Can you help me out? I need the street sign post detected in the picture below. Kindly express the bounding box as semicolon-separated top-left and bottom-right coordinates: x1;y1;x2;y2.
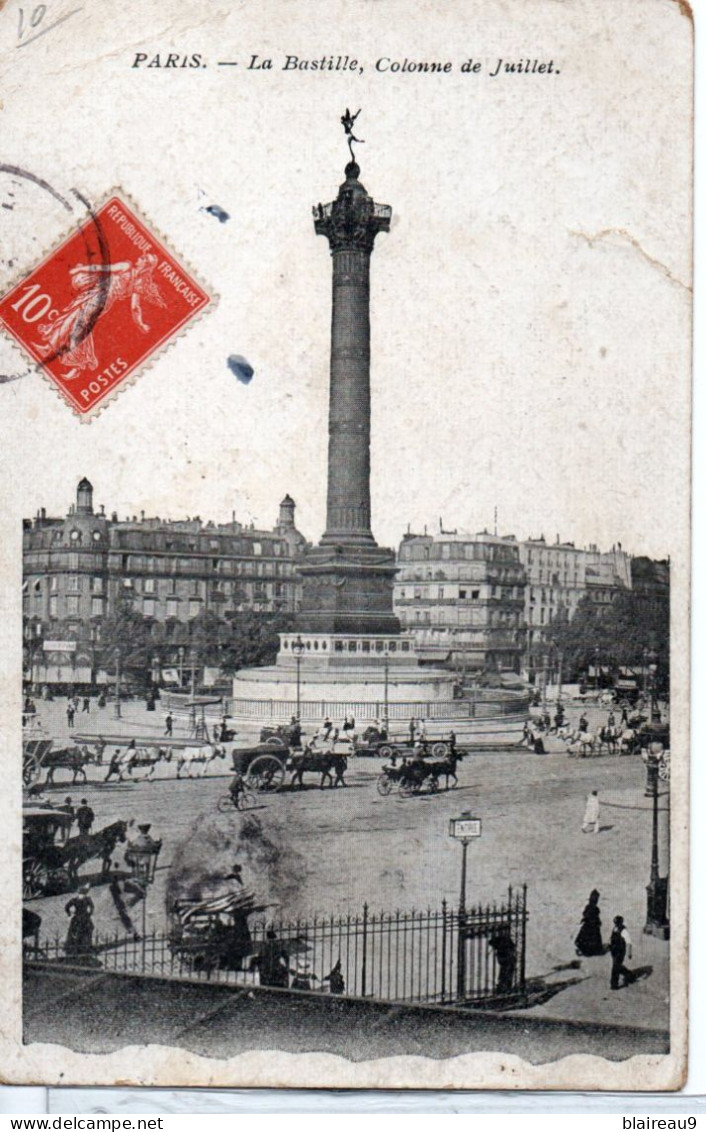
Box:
449;812;482;998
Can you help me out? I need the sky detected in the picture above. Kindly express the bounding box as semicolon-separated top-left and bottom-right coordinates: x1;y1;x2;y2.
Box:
0;0;691;562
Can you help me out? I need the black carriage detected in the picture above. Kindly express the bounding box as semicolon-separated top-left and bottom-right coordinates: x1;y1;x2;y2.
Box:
231;739;291;793
168;891;266;973
363;735;453;760
376;758;438;797
22;729;54;783
22;806;73;899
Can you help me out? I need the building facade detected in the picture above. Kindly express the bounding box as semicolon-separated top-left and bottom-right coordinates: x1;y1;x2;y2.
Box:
519;536;631;658
394;532;527;672
23;479;306;683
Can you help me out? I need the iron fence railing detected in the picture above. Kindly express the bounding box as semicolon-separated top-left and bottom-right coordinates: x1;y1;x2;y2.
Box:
25;887;528;1007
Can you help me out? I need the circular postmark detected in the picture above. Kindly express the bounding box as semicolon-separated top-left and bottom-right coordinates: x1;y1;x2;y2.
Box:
0;166;110;384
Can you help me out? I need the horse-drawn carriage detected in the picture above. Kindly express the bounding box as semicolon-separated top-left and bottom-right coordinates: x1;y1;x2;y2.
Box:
377;750;463;797
168;890;268;973
22;806;74;899
355;726;456;760
231;739;294;793
22;716;55;786
22;804;128;899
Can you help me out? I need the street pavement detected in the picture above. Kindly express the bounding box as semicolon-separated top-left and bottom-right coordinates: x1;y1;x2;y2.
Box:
25;694;670;1038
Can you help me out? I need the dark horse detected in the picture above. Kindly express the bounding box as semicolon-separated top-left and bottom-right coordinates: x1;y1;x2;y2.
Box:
61;820;128;885
44;744;103;786
288;750;347;790
426;752;464;790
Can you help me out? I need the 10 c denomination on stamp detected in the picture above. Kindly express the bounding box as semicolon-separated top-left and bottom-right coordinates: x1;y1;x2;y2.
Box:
0;194;211;416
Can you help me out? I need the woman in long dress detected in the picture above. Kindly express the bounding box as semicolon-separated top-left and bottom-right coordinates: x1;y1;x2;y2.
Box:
575;888;604;956
33;254;166;380
64;884;95;958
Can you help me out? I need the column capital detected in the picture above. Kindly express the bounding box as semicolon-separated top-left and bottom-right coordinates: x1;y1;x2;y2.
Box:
313;162;391;253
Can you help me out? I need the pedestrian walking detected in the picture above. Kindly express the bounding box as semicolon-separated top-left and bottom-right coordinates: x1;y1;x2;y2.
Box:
574;889;604;956
252;929;290;988
66;704;75;728
164;712;173;737
578;713;588;733
408;717;416;745
489;927;517;994
609;915;635;989
59;797;75;843
104;749;122;782
64;884;95;959
76;798;94;835
82;696;90;713
582;790;601;834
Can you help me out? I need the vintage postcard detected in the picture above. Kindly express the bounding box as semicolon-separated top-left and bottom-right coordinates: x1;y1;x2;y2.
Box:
0;0;692;1090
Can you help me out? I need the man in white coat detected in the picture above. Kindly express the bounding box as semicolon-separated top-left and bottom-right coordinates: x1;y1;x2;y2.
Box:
582;789;601;834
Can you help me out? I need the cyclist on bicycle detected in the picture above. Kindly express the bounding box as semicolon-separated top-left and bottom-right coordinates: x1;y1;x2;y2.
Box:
228;771;246;808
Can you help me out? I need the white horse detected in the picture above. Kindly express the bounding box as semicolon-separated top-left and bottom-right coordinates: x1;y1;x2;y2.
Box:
567;732;597;758
174;744;227;779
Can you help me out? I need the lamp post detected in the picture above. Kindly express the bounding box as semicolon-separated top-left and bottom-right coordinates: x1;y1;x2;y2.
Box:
643;754;670;939
126;823;162;969
449;811;482;999
113;647;122;719
383;648;390;730
90;623;100;690
291;635;304;719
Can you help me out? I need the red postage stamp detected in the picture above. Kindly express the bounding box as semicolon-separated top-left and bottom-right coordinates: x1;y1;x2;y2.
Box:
0;194;211;416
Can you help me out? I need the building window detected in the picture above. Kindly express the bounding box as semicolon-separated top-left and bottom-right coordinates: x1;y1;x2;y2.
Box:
334;641;344;652
49;595;58;618
143;598;156;617
166;598;179;618
438;587;445;599
144;578;155;594
348;640;357;652
67;595;79;615
189;600;200;618
67;575;81;592
91;576;103;593
252;542;262;556
459;588;467;599
50;576;58;592
361;640;371;653
91;597;103;617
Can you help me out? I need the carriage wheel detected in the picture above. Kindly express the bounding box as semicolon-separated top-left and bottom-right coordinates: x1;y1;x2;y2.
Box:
264;736;287;749
431;741;449;758
23;860;49;900
237;791;257;811
247;753;286;793
376;773;393;796
23;753;40;786
217;794;235;813
658;758;670;782
378;744;394;760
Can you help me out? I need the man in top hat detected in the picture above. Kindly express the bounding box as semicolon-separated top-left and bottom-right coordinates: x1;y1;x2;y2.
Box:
609;915;636;989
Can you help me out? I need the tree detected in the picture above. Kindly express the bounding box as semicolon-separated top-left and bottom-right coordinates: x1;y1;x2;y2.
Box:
544;590;669;685
220;611;294;675
98;597;154;685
